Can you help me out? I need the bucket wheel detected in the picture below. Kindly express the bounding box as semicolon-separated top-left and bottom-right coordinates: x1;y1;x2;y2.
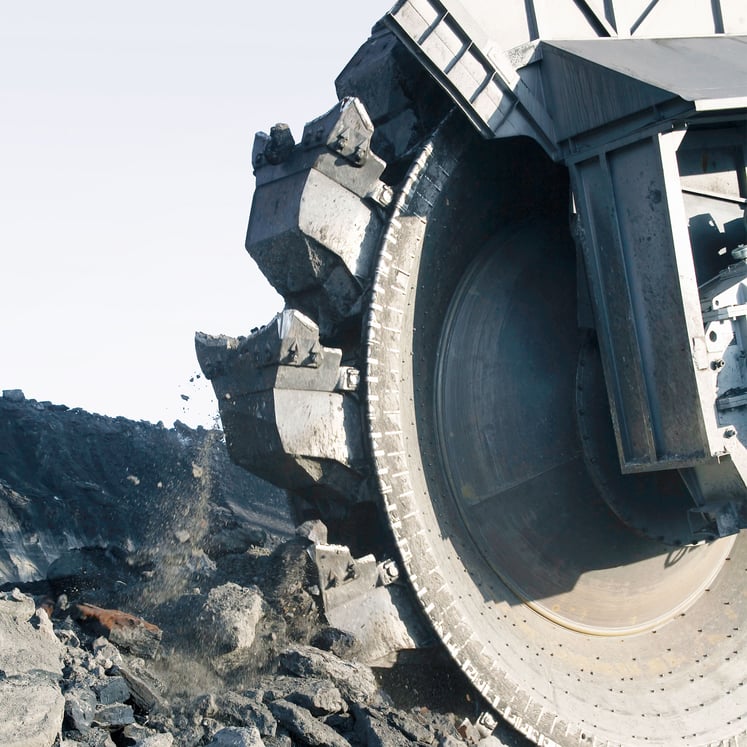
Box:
199;85;747;745
365;119;747;745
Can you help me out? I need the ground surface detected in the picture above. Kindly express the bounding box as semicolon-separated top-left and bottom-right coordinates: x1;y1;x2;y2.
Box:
0;391;528;747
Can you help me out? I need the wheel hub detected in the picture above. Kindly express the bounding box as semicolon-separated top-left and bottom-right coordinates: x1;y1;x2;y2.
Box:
435;229;734;635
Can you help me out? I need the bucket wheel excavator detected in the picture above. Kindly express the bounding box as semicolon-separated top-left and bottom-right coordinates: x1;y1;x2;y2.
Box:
197;2;747;743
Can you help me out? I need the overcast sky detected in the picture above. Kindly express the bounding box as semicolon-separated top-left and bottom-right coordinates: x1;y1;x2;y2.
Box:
0;1;393;427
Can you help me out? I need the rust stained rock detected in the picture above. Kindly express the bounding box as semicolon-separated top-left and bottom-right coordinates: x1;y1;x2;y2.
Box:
73;603;162;658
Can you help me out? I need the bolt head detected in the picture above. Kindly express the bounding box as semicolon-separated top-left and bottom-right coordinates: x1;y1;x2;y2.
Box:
478;712;497;729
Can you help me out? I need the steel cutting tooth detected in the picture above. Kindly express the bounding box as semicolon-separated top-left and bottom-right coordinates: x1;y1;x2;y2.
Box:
246;98;388;338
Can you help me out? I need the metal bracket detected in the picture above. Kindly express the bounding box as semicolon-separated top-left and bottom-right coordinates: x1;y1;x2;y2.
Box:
688;501;740;539
322;98;375;167
309;543;401;611
336;367;360;393
717;388;747;412
457;711;498;741
702;302;747;324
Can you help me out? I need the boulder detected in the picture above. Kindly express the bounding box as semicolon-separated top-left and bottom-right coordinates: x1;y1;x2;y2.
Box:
198;583;264;653
0;590;64;747
0;674;66;747
279;645;381;706
92;703;135;728
94;675;130;705
64;686;97;731
118;661;166;713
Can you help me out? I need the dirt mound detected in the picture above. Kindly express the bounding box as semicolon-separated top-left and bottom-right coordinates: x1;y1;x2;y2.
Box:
0;391;291;586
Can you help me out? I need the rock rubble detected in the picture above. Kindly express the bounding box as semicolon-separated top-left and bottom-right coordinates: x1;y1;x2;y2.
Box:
0;394;526;747
1;533;523;747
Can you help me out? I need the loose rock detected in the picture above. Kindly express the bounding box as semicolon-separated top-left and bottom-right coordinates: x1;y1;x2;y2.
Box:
118;661;166;713
212;691;277;738
64;686;97;731
353;705;412;747
280;644;381;705
269;699;351;747
122;724;175;746
284;678;347;716
94;675;130;704
310;626;360;660
205;726;264;747
198;582;264;653
0;399;520;747
295;520;328;545
93;703;136;728
73;604;161;658
69;730;117;746
389;710;436;744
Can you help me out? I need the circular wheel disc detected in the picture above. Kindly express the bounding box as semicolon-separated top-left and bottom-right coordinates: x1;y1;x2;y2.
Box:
365;124;747;745
435;232;734;636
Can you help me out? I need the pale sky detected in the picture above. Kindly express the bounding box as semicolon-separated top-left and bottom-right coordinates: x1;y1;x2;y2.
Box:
0;1;393;427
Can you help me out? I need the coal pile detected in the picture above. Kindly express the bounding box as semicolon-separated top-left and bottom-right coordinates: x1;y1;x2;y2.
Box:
0;391;524;747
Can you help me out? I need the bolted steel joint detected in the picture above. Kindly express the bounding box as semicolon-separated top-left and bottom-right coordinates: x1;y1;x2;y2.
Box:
476;711;497;736
336;367;360;393
323;98;374;167
333;130;349;151
377;559;400;586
